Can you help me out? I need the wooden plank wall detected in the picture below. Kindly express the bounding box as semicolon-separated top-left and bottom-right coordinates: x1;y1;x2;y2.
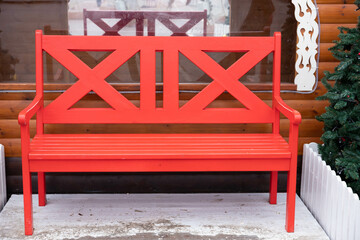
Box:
318;0;358;79
0;1;358;161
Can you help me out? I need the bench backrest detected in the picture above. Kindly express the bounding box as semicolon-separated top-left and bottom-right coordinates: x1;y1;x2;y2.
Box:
83;10;207;36
35;30;281;124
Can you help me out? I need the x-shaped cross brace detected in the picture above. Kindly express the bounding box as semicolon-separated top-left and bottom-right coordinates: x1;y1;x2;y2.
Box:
44;46;139;112
180;49;274;113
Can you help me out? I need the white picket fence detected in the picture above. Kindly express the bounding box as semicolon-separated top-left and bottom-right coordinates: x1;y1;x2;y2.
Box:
301;143;360;240
0;144;6;211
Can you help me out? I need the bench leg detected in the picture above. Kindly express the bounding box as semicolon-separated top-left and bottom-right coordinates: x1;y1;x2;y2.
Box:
285;169;296;232
23;170;33;235
269;171;278;204
38;172;46;206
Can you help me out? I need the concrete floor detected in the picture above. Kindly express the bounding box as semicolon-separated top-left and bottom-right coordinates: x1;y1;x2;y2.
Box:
0;193;328;240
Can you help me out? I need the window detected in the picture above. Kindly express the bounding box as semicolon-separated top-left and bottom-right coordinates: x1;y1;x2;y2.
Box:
0;0;297;89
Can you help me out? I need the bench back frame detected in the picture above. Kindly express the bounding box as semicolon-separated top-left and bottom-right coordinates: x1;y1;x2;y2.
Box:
35;31;281;126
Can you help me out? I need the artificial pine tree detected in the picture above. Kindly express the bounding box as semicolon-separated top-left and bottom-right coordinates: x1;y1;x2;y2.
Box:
316;0;360;195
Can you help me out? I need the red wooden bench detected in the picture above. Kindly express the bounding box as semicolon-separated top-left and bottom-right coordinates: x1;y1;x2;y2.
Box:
19;30;301;235
83;9;207;36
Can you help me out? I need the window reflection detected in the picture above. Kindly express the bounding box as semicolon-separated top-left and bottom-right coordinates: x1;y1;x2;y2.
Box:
0;38;19;82
70;0;228;36
0;0;296;85
82;10;207;36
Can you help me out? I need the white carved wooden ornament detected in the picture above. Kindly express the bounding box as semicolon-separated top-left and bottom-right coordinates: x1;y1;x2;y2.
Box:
292;0;319;91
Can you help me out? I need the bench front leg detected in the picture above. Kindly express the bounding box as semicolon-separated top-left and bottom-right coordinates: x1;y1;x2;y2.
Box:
285;122;300;232
23;168;33;235
273;95;301;232
20;125;33;235
19;95;45;209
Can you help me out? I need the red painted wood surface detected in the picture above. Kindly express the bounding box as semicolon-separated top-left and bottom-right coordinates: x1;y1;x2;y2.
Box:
83;10;207;36
29;134;291;160
18;30;301;235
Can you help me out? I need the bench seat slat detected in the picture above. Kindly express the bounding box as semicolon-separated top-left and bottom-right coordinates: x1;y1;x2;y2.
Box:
29;134;291;160
32;133;285;139
30;145;289;150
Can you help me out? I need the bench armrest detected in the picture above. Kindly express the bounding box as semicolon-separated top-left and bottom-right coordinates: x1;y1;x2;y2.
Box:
18;95;43;126
273;96;301;125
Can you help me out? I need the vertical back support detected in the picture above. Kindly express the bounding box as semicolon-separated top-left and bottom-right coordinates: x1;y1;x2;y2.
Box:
35;30;44;134
140;49;156;110
163;49;179;111
272;32;281;134
269;32;282;205
35;30;46;207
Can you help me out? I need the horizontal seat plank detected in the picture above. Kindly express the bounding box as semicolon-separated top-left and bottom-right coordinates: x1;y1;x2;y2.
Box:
29;134;291;160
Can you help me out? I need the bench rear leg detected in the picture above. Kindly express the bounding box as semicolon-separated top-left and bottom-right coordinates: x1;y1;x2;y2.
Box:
285;169;296;232
23;170;33;235
38;172;46;206
269;171;277;204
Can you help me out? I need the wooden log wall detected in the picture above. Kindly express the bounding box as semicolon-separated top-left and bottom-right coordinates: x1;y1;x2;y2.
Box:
318;0;358;74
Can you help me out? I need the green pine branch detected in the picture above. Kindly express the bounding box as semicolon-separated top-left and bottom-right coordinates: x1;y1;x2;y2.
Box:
316;1;360;196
